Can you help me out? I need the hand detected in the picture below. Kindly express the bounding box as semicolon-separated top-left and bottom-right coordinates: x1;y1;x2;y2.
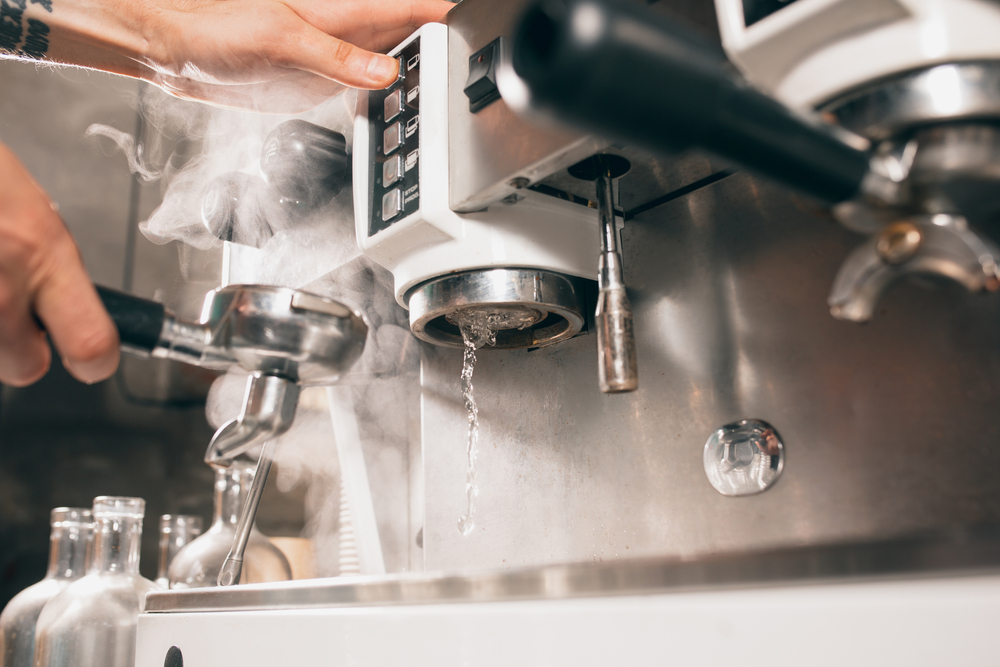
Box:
5;0;452;113
143;0;453;111
0;142;120;386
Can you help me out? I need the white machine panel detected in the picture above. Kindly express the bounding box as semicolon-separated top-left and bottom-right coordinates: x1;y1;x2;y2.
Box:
137;573;1000;666
714;0;1000;108
353;23;599;306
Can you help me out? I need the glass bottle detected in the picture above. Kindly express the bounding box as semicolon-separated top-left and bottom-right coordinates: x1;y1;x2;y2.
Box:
168;463;291;588
0;508;92;667
32;497;158;667
155;515;203;589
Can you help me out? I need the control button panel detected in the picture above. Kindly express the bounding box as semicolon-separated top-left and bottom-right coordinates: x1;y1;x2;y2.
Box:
384;89;403;122
383;122;403;155
382;188;402;221
382;155;403;187
369;38;420;237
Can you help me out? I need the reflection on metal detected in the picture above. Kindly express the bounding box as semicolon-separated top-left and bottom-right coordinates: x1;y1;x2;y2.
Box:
828;214;1000;322
204;375;300;467
566;154;639;394
144;525;1000;613
416;174;1000;571
824;63;1000;143
703;419;784;497
172;285;368;385
152;285;370;586
825;86;1000;321
406;269;589;349
875;222;923;265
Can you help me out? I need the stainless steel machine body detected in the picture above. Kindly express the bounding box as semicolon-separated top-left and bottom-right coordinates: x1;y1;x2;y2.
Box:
137;0;1000;662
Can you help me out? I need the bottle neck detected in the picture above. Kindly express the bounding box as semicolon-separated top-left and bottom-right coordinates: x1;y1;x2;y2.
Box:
46;523;92;580
157;517;202;581
89;516;143;575
214;466;255;528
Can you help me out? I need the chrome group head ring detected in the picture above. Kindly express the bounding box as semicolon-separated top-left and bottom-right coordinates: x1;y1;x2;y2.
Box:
406;268;590;350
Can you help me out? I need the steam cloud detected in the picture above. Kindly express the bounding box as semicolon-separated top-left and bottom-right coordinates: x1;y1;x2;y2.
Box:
102;84;421;576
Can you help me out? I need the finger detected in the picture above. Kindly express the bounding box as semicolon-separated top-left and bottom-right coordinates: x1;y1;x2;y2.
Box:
0;145;53;385
0;277;51;386
284;28;400;89
32;232;119;384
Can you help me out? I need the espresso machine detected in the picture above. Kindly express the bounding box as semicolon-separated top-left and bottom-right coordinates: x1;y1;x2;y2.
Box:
134;0;1000;664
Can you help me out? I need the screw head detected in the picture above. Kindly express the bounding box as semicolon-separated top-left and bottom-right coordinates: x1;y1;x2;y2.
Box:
508;177;531;189
703;419;784;497
876;221;923;265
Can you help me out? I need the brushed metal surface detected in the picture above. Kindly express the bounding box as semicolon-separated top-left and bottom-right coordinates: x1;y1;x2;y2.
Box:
143;524;1000;612
419;172;1000;571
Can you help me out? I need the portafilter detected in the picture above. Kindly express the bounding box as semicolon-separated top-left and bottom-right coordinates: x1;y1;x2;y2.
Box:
94;284;368;585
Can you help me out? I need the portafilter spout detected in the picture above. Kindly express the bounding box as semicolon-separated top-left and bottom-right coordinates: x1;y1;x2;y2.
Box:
95;284;368;585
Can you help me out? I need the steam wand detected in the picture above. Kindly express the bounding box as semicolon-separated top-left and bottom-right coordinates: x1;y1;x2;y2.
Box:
596;170;637;393
570;154;638;393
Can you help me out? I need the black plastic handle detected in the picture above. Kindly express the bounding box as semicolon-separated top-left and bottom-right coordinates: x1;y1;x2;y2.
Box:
96;286;166;354
511;0;871;204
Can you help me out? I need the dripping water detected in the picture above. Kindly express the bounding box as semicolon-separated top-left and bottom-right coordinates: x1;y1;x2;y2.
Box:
451;307;539;536
453;311;500;536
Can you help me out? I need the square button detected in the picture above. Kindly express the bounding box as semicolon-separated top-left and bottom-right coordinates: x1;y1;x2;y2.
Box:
382;188;402;221
383;89;403;122
383;122;402;155
382;155;403;187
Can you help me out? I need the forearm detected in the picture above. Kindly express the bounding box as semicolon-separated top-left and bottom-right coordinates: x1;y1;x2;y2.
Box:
0;0;152;79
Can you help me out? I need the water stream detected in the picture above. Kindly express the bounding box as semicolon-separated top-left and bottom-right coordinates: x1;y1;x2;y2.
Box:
454;311;500;536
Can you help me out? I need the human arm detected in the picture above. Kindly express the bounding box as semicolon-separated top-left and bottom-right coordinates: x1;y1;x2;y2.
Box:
0;0;453;112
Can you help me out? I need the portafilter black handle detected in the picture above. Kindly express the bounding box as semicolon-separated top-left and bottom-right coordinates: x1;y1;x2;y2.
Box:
95;285;166;355
510;0;872;204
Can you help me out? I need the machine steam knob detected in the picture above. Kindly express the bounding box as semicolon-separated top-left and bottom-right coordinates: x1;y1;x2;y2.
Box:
260;120;350;208
201;172;275;249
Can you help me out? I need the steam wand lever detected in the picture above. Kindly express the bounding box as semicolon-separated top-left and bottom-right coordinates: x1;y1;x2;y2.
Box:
570;154;637;393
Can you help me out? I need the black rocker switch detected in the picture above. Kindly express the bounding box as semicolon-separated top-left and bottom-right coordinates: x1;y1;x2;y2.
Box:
464;37;503;113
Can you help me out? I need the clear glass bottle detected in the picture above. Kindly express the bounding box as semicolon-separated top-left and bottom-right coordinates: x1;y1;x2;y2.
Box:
168;463;291;588
0;508;92;667
155;515;203;589
32;497;158;667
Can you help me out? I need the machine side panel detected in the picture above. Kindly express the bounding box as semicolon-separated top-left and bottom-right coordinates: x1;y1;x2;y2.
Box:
445;0;603;211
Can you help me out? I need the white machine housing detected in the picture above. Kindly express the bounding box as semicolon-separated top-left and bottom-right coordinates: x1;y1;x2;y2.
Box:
714;0;1000;109
353;23;599;309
